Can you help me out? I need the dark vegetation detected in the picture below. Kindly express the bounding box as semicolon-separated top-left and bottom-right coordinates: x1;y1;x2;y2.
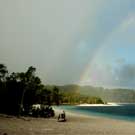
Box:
0;64;104;117
0;64;57;117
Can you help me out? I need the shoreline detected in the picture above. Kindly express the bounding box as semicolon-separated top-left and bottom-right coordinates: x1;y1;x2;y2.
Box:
76;102;121;106
53;105;135;122
53;106;135;122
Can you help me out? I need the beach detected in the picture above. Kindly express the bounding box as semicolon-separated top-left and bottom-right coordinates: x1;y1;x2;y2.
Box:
0;109;135;135
76;103;121;106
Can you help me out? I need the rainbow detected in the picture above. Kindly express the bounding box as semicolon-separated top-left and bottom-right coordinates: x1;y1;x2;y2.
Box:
78;17;129;86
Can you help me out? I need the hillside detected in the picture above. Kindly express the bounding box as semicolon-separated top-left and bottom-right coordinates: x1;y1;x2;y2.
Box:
54;85;135;103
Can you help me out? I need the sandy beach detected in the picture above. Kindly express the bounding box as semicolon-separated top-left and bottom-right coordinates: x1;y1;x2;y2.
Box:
0;110;135;135
76;103;121;106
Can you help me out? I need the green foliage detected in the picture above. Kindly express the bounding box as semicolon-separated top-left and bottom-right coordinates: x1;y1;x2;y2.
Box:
0;64;64;116
60;90;104;104
0;65;44;115
57;85;135;103
52;87;60;105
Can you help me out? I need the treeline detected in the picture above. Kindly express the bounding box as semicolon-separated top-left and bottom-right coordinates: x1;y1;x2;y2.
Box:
0;64;61;116
0;64;104;116
57;85;135;103
60;91;104;104
46;85;104;105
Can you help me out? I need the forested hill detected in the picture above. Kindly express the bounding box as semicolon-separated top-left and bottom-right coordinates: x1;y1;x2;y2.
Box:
51;85;135;103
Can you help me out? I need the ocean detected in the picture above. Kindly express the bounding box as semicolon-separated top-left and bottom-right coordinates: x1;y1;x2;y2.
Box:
54;104;135;122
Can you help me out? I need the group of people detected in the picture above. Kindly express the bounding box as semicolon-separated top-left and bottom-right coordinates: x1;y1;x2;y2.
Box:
31;105;55;118
23;104;67;122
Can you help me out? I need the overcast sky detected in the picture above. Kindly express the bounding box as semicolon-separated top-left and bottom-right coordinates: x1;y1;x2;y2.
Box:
0;0;135;88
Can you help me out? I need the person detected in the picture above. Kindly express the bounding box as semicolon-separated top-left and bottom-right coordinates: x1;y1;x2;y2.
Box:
58;110;66;122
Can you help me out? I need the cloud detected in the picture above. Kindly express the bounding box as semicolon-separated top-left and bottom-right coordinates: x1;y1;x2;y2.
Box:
114;64;135;84
120;13;135;32
79;63;135;88
0;0;106;84
0;0;135;86
115;58;126;65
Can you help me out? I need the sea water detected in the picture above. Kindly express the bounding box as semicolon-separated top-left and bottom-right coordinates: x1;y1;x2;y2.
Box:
54;104;135;122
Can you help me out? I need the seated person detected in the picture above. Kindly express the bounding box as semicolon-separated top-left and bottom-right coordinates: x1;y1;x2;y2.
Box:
58;110;66;122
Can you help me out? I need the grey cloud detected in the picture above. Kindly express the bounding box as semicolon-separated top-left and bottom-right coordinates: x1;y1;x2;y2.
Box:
0;0;105;85
0;0;134;86
82;63;135;89
115;58;126;65
115;64;135;84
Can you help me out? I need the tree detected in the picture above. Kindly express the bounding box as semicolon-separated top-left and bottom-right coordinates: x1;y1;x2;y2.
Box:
0;64;8;114
0;64;8;82
52;87;61;105
5;72;23;115
20;66;42;115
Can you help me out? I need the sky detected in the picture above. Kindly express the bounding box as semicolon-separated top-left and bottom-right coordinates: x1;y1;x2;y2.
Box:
0;0;135;88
